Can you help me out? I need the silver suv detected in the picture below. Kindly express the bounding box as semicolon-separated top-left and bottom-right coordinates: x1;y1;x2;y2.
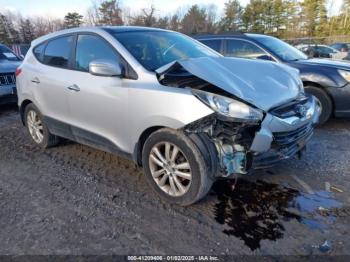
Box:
17;27;320;205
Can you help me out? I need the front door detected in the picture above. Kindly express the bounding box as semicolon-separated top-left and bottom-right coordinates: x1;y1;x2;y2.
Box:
67;34;131;154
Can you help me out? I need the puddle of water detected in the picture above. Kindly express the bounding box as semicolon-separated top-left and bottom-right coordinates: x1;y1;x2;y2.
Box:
212;179;342;251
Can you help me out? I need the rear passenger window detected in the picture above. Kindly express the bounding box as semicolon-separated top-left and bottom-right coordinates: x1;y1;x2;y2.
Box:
75;34;120;72
33;43;46;62
226;39;266;59
43;36;73;68
200;40;222;53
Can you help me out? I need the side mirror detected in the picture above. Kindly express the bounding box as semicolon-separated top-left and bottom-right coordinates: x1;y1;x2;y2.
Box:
256;55;274;61
89;59;123;77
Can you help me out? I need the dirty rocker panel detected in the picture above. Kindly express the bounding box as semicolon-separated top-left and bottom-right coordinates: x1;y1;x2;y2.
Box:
43;116;133;160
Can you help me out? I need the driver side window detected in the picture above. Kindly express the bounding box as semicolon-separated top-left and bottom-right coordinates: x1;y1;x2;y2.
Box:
225;39;267;59
75;34;120;72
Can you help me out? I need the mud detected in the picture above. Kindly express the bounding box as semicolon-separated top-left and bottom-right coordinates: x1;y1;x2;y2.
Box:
0;105;350;255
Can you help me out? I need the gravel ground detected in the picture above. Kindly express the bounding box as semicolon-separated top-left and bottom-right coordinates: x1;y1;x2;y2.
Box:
0;104;349;256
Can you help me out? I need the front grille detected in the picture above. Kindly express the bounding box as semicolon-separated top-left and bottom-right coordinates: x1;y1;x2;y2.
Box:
273;124;313;147
253;124;314;169
270;96;310;118
0;73;16;86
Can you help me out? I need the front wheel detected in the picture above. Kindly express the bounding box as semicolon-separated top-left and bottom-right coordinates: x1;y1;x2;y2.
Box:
142;128;213;206
305;86;332;125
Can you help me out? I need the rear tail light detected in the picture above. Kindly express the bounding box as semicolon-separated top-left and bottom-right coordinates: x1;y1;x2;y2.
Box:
15;68;22;77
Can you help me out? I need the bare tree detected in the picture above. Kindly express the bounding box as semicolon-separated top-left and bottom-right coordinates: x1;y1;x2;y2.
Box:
129;5;157;27
204;4;218;33
169;14;181;31
86;0;101;25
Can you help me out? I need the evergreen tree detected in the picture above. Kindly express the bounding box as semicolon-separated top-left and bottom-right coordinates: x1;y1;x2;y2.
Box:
241;0;266;33
181;5;207;34
220;0;243;31
98;0;123;25
301;0;328;36
340;0;350;34
64;12;84;28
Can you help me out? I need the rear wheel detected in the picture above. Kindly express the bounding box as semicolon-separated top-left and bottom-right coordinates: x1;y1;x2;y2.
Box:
142;128;213;206
24;104;59;148
305;86;332;125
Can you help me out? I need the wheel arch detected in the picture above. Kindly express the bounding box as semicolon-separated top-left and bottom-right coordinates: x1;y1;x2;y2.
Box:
133;126;166;167
303;81;335;113
19;99;34;125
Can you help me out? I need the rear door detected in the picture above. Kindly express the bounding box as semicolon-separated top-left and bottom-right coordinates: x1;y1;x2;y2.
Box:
66;33;131;153
199;39;223;53
31;35;75;137
224;38;269;59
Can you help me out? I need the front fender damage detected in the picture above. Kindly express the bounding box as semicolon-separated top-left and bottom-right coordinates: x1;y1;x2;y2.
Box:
156;60;261;177
183;114;260;177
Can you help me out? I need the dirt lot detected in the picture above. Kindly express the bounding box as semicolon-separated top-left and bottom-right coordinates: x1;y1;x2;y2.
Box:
0;104;350;256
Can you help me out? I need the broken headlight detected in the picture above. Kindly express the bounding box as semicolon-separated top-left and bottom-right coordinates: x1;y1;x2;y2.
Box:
338;70;350;82
192;90;263;122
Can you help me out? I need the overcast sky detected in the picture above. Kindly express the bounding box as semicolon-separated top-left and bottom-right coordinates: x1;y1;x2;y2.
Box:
0;0;343;19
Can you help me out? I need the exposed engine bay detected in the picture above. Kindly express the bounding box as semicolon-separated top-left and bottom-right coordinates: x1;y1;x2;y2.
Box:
183;114;258;177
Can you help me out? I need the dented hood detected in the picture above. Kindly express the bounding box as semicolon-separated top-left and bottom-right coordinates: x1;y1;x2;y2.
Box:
156;57;301;111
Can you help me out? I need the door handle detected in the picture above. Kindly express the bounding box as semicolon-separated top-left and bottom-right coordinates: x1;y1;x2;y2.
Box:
31;77;40;84
67;84;80;92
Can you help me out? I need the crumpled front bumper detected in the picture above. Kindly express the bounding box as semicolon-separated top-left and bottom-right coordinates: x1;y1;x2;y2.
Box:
250;95;320;168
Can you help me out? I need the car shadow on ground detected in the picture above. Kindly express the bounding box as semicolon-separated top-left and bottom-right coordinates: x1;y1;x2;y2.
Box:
0;103;18;114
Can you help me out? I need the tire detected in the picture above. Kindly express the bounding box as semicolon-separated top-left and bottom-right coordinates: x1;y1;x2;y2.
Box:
24;103;59;148
305;86;332;125
142;128;213;206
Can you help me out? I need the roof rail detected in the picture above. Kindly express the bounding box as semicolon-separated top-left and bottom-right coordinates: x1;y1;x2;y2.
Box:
192;31;245;38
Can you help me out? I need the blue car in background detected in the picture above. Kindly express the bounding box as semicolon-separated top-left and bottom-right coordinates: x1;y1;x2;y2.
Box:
0;44;22;105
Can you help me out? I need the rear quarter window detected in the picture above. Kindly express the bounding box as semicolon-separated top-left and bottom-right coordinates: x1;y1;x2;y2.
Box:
33;43;46;62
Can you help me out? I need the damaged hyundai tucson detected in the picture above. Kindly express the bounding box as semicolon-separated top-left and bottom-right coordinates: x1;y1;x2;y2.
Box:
17;27;320;205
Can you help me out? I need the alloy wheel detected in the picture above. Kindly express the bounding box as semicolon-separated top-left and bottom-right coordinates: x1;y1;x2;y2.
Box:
314;96;323;115
27;110;44;144
149;142;192;197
